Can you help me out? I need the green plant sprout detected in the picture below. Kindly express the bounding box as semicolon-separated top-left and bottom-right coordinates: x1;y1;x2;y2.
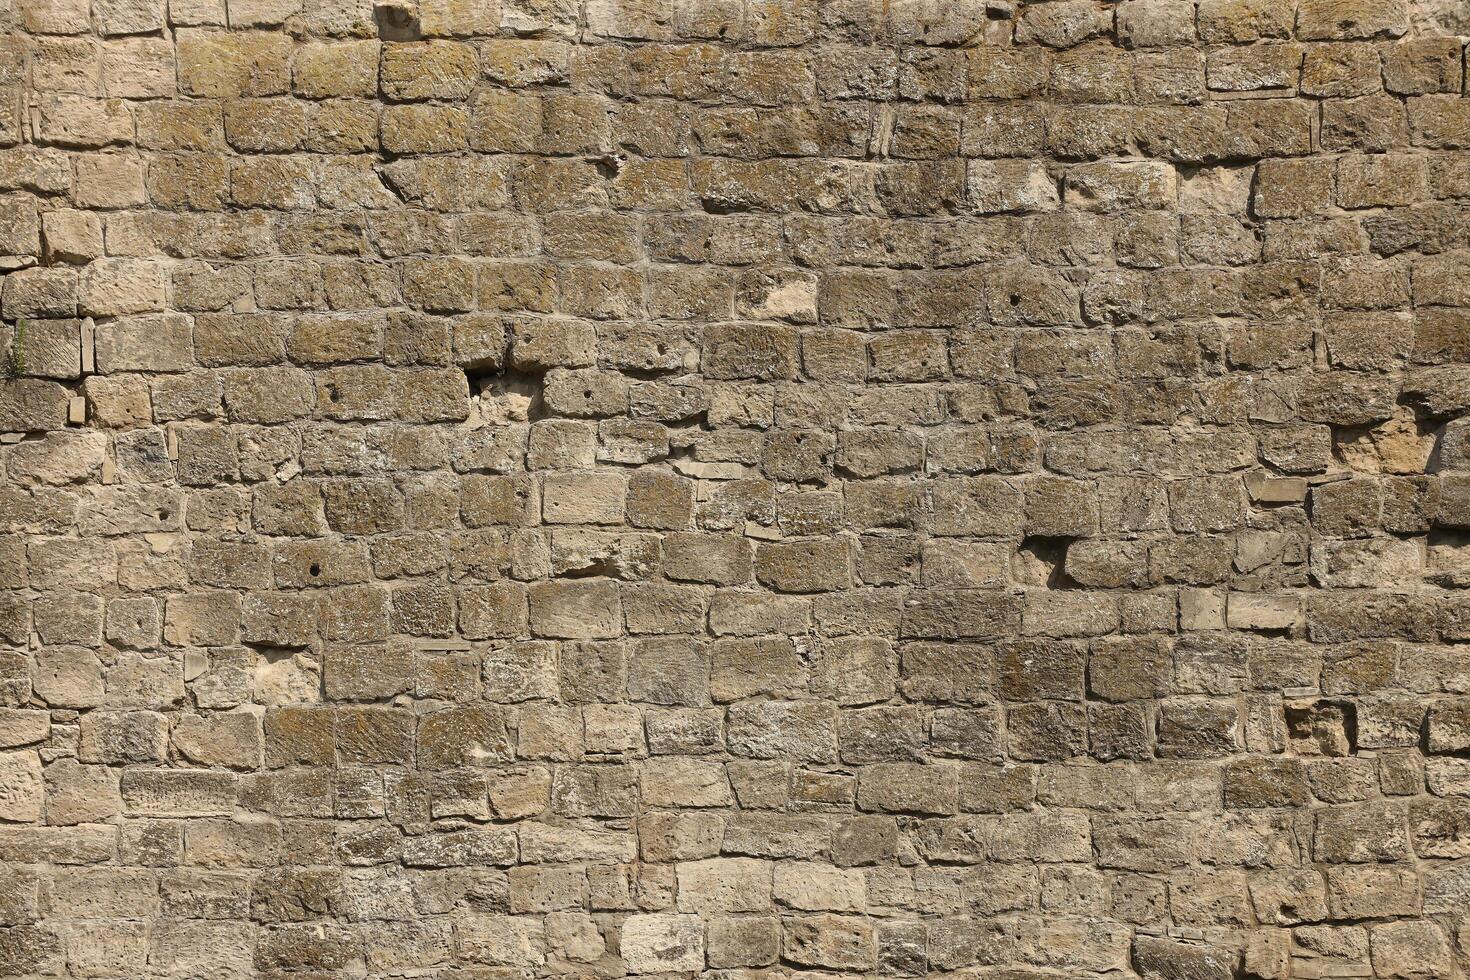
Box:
4;319;24;379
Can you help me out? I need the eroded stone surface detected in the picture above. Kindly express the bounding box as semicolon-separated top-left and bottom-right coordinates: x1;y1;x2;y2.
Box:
1;1;1469;976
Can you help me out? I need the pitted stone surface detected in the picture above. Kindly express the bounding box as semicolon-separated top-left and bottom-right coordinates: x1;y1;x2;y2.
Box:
1;0;1470;977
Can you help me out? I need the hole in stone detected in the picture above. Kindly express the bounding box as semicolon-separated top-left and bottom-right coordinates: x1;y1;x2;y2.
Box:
594;154;626;179
562;557;615;579
700;199;748;216
373;0;422;40
465;366;547;424
1015;536;1080;589
1332;412;1436;475
1285;699;1358;757
309;563;321;577
1009;294;1021;306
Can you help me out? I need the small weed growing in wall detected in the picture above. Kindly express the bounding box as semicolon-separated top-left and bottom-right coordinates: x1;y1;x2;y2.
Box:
4;319;25;379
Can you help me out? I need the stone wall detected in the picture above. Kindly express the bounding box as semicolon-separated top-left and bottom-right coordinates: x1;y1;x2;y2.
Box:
1;0;1469;976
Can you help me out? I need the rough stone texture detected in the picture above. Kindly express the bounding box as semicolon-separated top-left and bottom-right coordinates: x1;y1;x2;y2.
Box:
0;0;1469;977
